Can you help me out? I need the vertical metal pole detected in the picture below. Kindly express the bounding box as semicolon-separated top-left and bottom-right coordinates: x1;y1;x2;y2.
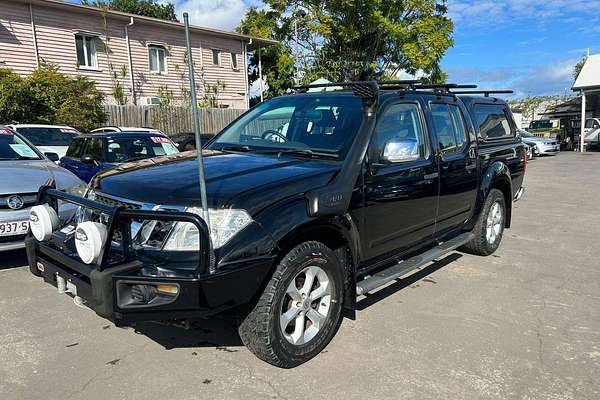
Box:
29;3;40;68
183;13;211;234
258;47;264;102
580;91;586;153
125;17;136;105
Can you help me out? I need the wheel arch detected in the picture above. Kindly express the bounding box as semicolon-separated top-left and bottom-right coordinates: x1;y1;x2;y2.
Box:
478;161;513;228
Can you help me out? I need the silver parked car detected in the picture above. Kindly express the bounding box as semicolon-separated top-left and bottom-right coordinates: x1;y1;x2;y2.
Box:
0;127;85;251
519;129;560;156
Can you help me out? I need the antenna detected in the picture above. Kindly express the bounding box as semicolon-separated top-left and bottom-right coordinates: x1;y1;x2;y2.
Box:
183;12;213;269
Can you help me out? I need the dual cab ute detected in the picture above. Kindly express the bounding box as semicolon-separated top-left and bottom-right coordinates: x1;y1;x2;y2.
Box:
26;81;526;368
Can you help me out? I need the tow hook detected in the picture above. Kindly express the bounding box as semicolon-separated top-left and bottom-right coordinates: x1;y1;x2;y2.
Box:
56;274;86;308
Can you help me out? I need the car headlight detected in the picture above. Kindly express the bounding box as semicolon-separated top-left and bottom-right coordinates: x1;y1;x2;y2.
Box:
63;182;88;197
163;207;253;250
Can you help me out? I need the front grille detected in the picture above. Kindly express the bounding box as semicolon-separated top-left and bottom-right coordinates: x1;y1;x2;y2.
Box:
0;193;37;210
94;193;142;210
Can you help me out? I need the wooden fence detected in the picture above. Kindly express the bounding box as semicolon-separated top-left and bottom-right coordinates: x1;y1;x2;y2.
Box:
103;105;245;135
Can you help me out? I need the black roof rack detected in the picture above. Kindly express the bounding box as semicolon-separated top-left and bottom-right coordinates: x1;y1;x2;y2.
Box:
452;90;514;97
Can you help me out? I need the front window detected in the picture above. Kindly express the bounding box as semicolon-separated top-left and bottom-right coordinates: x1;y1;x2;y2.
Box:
16;127;79;146
105;136;179;163
149;46;166;74
209;95;364;159
0;129;41;160
75;34;97;69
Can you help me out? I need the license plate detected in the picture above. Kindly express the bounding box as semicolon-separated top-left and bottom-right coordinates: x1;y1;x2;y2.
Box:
0;220;29;237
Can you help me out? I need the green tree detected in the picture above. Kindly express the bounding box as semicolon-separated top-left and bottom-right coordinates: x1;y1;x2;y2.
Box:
574;55;587;81
240;0;453;94
82;0;178;21
0;66;106;131
238;8;296;99
0;69;31;123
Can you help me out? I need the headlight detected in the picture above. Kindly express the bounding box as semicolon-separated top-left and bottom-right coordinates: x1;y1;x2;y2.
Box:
163;207;252;250
63;182;88;197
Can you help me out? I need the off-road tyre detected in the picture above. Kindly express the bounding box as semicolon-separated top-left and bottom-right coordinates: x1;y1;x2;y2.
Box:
462;188;506;256
238;241;344;368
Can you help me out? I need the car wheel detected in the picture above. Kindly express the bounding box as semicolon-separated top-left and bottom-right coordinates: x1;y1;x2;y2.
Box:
238;241;344;368
462;188;506;256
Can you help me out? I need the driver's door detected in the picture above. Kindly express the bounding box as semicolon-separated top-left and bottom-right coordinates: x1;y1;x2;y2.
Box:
361;101;439;264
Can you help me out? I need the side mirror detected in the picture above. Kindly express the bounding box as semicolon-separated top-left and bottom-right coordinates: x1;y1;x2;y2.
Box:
45;152;59;162
80;154;96;165
381;139;420;163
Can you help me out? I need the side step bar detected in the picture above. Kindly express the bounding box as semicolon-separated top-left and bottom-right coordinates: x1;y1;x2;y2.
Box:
356;232;475;295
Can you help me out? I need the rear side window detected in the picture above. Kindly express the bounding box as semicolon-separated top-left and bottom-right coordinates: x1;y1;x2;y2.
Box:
66;138;85;157
430;104;461;153
474;105;513;139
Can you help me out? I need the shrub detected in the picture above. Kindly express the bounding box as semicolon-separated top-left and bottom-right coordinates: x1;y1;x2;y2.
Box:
0;65;106;131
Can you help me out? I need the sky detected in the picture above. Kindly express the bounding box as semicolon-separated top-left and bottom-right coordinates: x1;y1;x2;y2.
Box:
75;0;600;98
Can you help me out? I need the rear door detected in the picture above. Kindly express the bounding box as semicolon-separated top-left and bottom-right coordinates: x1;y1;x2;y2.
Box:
361;101;439;264
429;101;478;236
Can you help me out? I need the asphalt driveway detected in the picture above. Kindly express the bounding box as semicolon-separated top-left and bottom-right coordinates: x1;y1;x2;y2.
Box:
1;152;599;400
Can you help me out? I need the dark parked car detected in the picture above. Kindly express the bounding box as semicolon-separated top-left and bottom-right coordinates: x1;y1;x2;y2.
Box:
26;81;526;368
171;132;214;150
59;131;179;182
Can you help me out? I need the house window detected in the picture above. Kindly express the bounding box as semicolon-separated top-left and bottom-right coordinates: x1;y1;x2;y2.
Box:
212;49;221;65
231;52;238;69
149;46;166;74
75;34;97;69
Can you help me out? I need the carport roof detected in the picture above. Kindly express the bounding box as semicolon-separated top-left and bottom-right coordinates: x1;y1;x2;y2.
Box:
573;54;600;92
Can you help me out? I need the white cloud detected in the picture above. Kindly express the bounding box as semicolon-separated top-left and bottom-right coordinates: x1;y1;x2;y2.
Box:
511;58;578;97
175;0;248;31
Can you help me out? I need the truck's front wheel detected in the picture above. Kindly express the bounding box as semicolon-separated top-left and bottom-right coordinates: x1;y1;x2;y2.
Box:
238;241;344;368
463;188;506;256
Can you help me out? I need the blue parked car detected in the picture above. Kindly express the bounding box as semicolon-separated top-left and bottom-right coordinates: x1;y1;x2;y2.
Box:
60;131;179;182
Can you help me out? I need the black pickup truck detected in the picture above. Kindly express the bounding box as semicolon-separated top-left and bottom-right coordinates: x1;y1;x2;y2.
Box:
26;81;526;368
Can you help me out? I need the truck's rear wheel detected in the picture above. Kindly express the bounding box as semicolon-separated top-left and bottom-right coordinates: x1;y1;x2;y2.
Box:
463;188;506;256
238;241;344;368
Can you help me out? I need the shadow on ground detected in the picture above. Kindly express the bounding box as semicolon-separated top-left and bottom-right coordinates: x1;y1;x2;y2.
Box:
134;253;463;352
356;253;463;311
0;249;28;271
134;316;245;350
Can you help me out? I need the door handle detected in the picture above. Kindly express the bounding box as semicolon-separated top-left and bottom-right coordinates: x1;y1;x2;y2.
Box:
465;164;477;170
424;172;439;180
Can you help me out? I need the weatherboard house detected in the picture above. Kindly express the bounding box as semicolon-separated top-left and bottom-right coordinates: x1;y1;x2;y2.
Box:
0;0;276;108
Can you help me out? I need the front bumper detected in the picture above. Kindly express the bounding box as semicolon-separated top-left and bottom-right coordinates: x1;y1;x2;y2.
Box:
26;187;272;325
538;144;560;155
27;237;270;323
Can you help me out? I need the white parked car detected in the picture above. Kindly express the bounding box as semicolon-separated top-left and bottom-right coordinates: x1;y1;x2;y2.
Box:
518;129;560;156
7;124;80;159
90;126;164;134
583;118;600;144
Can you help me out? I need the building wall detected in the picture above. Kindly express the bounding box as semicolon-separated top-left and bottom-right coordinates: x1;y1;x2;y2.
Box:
0;0;248;109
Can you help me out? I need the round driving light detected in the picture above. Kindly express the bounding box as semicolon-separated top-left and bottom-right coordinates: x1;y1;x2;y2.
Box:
29;204;59;241
75;221;107;264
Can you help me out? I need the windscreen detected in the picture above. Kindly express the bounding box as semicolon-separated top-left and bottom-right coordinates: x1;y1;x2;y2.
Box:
209;95;364;159
105;136;179;162
0;129;41;160
16;127;79;146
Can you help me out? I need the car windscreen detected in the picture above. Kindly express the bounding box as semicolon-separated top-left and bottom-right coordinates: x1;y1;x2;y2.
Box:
209;95;364;159
105;136;179;163
0;129;41;160
16;127;79;146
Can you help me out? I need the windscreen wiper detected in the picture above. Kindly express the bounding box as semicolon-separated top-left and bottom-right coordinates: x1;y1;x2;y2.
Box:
219;145;254;152
268;148;340;159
